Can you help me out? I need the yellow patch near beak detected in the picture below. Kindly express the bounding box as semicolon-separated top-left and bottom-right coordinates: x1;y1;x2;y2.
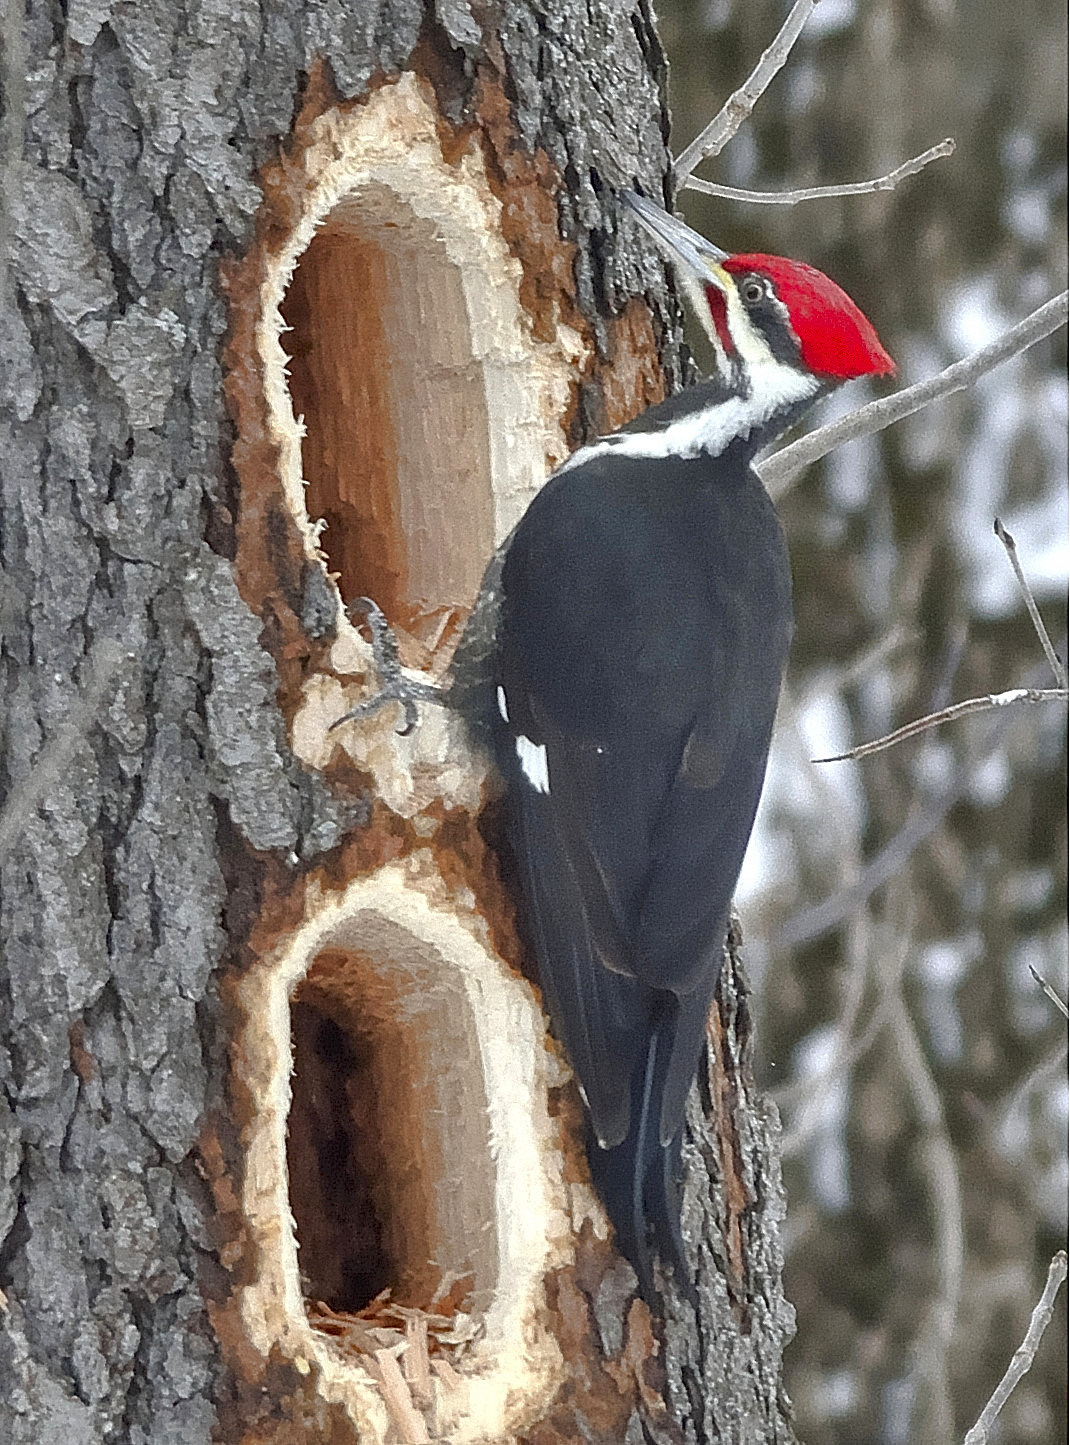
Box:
706;261;733;296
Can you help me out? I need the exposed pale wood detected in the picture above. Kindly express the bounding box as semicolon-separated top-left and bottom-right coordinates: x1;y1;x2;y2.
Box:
372;1349;431;1445
403;1315;433;1408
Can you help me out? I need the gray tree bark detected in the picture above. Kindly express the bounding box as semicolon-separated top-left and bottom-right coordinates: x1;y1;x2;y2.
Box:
0;1;797;1440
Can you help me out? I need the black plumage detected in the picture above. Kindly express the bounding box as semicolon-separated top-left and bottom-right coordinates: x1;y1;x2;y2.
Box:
488;385;794;1295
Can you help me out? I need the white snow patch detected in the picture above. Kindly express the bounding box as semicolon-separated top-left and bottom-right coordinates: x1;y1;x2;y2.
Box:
791;1026;850;1212
916;935;980;1064
968;748;1012;807
737;683;864;910
881;1375;917;1445
909;739;956;795
943;276;1014;353
1000;865;1054;912
940;278;1068;618
823;1369;859;1419
820;384;882;511
805;0;856;34
1004;186;1053;245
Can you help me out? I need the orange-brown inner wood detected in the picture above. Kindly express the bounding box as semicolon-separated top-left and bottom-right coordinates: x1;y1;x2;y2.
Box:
288;948;442;1311
279;203;494;645
286;939;499;1316
287;996;394;1311
282;233;405;620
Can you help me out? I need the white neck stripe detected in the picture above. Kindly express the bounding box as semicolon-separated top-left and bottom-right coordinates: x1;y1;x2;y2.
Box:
558;362;819;470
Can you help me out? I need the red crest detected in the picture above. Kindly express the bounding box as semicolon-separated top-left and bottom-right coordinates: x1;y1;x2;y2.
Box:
723;254;895;380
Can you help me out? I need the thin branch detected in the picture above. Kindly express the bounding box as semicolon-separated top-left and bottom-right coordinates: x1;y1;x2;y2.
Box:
774;656;1060;948
1028;965;1070;1023
759;290;1070;499
683;138;955;205
778;911;910;1157
963;1252;1069;1445
883;925;963;1440
993;1039;1070;1158
995;518;1067;688
812;687;1067;763
816;523;1069;764
673;0;819;180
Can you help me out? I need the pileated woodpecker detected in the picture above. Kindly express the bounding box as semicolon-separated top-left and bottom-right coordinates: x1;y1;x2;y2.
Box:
481;192;893;1298
336;192;893;1301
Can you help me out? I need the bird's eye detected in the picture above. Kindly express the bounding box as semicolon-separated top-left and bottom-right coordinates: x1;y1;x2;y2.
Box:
742;278;765;304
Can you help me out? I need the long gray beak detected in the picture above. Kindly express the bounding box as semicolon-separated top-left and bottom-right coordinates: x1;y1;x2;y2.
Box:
622;191;730;276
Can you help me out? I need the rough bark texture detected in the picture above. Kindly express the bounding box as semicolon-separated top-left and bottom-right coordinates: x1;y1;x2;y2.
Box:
0;1;797;1440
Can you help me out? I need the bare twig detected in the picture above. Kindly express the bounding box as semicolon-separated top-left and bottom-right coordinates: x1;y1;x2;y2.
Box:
760;291;1070;499
0;638;128;861
963;1252;1068;1445
883;921;963;1440
673;0;819;179
1028;965;1070;1022
815;522;1069;764
774;656;1061;948
778;910;909;1157
995;518;1067;687
812;687;1067;763
683;138;955;204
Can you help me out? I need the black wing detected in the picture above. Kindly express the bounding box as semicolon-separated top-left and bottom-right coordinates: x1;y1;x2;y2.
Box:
493;453;792;1153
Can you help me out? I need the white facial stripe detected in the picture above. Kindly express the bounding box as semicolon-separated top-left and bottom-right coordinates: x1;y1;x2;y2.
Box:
722;277;774;371
515;735;550;793
496;685;509;722
555;265;819;473
556;362;818;468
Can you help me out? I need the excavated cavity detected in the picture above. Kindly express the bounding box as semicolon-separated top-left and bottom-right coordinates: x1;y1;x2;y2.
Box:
235;864;570;1441
286;999;391;1312
279;198;495;647
256;75;583;813
286;933;500;1315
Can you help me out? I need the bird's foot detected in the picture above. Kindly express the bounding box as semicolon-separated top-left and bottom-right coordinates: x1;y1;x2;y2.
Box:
329;597;444;738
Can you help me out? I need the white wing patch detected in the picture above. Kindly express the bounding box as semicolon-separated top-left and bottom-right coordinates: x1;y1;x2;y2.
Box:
515;735;550;794
496;685;509;722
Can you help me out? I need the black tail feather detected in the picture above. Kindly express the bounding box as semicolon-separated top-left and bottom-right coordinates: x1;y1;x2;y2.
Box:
586;1000;696;1306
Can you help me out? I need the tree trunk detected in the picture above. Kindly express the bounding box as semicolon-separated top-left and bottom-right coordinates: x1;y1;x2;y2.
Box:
0;2;797;1441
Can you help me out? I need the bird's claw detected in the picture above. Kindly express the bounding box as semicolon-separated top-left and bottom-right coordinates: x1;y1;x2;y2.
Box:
329;597;442;737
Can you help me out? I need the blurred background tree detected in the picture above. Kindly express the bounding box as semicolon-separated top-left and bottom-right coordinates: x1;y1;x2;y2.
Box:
658;2;1067;1441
